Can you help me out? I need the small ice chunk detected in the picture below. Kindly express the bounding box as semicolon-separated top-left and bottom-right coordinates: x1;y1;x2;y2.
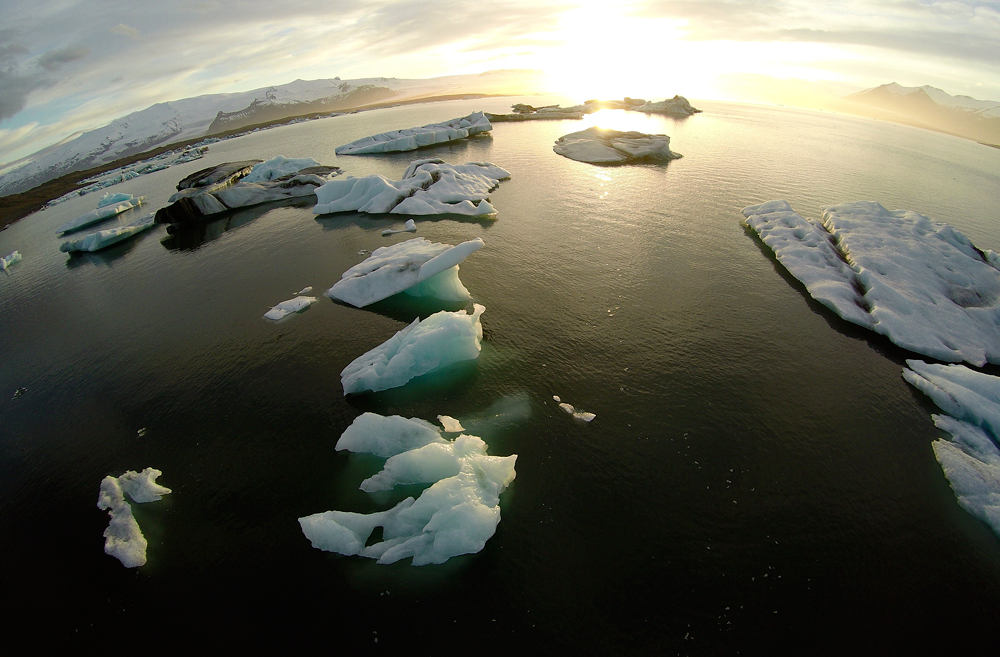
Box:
57;195;145;234
326;237;483;308
1;250;22;270
264;295;317;320
242;155;321;183
296;286;313;295
118;467;173;503
341;304;485;395
554;127;682;164
382;219;418;236
335;112;493;155
556;397;596;422
59;214;156;252
336;412;448;458
438;415;464;432
96;468;171;567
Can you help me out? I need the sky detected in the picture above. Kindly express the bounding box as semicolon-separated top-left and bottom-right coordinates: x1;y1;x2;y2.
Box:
1;0;999;166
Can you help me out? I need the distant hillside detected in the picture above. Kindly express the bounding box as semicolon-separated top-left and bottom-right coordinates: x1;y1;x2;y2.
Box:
846;83;1000;146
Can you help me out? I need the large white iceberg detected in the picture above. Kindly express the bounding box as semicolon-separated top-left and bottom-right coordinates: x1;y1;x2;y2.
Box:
56;194;145;234
341;304;485;395
312;158;509;217
1;250;21;270
326;236;483;307
742;200;1000;366
299;412;516;565
553;126;682;164
335;112;492;155
59;214;156;252
263;295;317;320
97;467;171;568
903;360;1000;536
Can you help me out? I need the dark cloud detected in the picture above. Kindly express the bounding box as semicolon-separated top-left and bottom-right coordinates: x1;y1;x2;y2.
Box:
37;45;91;71
0;71;47;120
0;37;88;121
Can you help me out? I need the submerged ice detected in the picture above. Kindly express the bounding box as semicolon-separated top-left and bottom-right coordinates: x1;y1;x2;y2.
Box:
299;412;516;565
326;236;483;307
341;304;485;395
335;112;492;155
903;360;1000;536
743;200;1000;366
553;127;682;164
97;468;171;568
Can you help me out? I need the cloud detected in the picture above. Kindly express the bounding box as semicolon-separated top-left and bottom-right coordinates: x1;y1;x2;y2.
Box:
37;45;91;71
111;24;140;40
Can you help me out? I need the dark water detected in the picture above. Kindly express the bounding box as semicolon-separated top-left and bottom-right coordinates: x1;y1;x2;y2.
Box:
2;97;1000;652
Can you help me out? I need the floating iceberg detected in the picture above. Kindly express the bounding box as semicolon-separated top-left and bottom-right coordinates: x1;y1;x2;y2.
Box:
156;157;341;225
335;112;492;155
438;415;464;432
382;219;417;236
263;295;317;320
59;214;156;252
553;127;682;164
97;468;171;568
553;395;596;422
341;304;485;395
56;194;145;234
326;237;484;308
299;412;516;565
743;200;1000;366
1;250;21;270
313;158;508;217
634;95;702;115
903;360;1000;536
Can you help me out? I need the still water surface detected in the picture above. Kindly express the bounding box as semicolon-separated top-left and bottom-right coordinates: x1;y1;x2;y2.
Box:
2;97;1000;651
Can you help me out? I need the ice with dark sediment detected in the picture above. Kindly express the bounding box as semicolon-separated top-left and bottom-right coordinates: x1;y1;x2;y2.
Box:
903;360;1000;536
334;112;492;155
312;158;509;217
341;304;485;395
742;200;1000;366
97;468;171;568
326;236;483;308
299;412;516;565
59;214;157;252
553;127;682;164
56;194;145;234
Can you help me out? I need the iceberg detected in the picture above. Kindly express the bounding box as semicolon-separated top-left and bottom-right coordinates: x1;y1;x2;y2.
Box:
341;304;485;395
241;156;321;183
382;219;417;236
59;214;156;253
56;194;145;234
97;468;171;568
553;127;682;164
903;360;1000;536
335;112;492;155
300;412;516;565
1;250;21;270
634;95;702;115
263;295;317;320
312;158;509;217
326;237;484;308
742;200;1000;366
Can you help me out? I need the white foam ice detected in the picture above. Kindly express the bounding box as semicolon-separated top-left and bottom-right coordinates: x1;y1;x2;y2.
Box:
903;360;1000;536
59;214;156;253
312;158;509;217
299;412;516;565
326;236;483;308
1;250;22;270
335;112;492;155
382;219;417;236
743;200;1000;366
553;395;596;422
57;195;145;234
263;295;317;320
553;126;682;164
97;468;171;567
341;304;485;395
242;155;321;183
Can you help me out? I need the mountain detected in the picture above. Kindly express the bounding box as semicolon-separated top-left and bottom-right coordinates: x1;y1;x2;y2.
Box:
0;70;543;198
846;83;1000;145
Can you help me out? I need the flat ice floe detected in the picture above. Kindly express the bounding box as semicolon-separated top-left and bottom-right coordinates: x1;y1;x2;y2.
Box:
903;360;1000;536
1;250;21;270
59;214;156;252
335;112;492;155
552;395;596;422
553;127;682;164
97;468;171;567
326;236;483;307
312;158;509;217
299;412;516;565
743;200;1000;366
263;295;317;320
56;194;145;234
341;304;485;395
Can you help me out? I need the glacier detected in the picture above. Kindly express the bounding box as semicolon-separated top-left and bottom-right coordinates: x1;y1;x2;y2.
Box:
263;295;317;320
325;237;484;308
903;360;1000;536
299;412;516;565
335;112;492;155
341;304;485;395
1;250;22;270
56;194;145;234
97;468;172;568
553;127;682;164
742;200;1000;366
59;214;157;253
312;158;509;217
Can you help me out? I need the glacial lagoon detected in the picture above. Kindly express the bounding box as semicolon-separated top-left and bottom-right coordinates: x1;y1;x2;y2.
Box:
2;96;1000;651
